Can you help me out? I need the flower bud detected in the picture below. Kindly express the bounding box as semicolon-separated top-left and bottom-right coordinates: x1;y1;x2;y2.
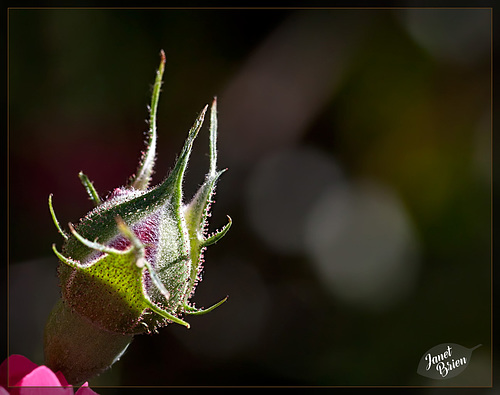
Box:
44;51;231;385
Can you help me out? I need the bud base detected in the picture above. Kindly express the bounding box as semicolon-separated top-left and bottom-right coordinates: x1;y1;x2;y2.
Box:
44;299;133;385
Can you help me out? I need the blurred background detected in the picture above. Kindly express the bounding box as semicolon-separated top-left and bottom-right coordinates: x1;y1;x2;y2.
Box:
8;7;492;388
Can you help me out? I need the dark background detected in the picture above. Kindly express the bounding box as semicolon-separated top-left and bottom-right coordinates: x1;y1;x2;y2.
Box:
8;7;492;389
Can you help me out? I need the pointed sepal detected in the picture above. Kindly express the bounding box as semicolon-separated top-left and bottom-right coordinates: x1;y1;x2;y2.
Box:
184;296;228;316
130;50;166;191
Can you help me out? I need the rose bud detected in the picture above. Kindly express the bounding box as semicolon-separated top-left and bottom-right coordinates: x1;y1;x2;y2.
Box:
44;51;231;385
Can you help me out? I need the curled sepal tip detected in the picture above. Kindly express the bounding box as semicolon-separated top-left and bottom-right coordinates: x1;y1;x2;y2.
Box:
185;296;228;316
68;222;123;256
203;215;232;247
52;244;80;269
48;194;69;240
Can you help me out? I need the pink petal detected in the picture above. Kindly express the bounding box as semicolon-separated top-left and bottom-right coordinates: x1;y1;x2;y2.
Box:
9;366;74;395
75;384;99;395
0;357;97;395
16;387;74;395
0;355;38;388
14;366;61;387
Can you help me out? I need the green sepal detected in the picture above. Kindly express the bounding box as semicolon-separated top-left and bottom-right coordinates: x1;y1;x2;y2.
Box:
78;171;102;206
49;194;69;240
130;50;166;191
68;222;125;256
143;299;190;329
184;296;228;316
183;98;230;302
52;244;80;268
202;215;232;247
